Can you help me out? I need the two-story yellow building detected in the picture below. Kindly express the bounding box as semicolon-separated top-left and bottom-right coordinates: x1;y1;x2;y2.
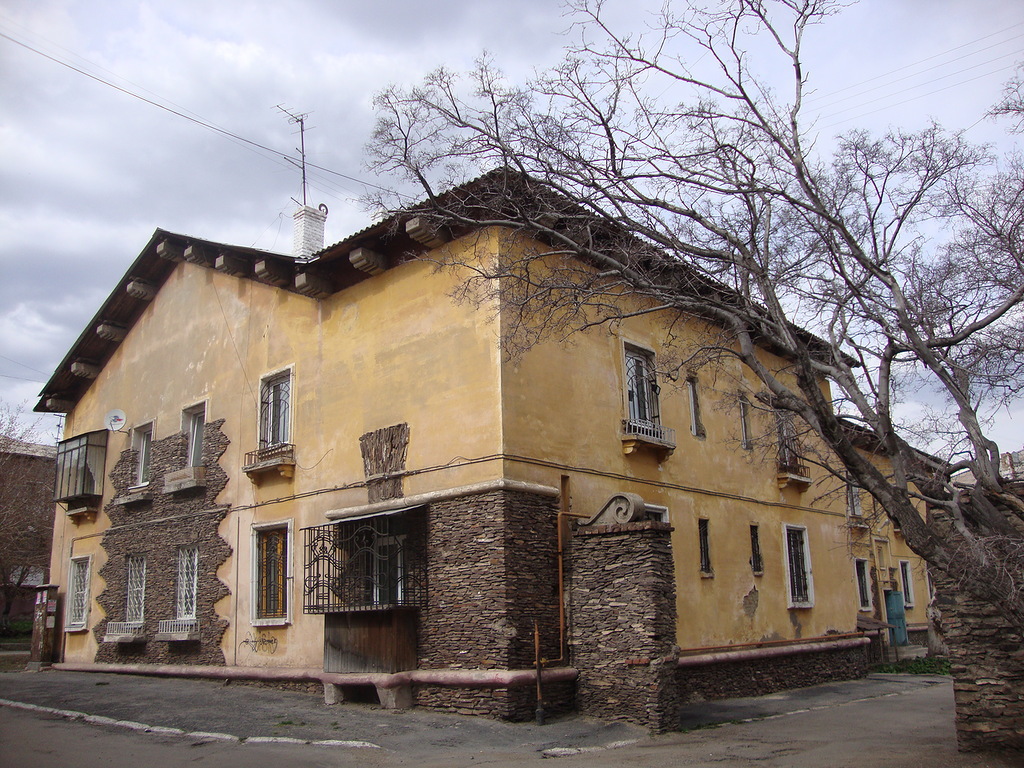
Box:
38;187;931;729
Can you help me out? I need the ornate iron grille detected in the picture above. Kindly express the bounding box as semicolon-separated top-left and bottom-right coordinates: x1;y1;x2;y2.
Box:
786;527;810;603
176;545;198;620
125;554;146;625
303;509;427;613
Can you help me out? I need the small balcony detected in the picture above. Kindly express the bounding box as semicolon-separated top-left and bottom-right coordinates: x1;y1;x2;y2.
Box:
155;619;200;642
777;454;812;490
243;443;296;480
103;621;145;643
621;419;676;460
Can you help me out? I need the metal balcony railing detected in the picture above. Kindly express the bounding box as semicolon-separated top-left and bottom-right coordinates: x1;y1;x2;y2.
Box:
105;621;143;636
157;619;198;635
243;443;295;468
622;418;677;446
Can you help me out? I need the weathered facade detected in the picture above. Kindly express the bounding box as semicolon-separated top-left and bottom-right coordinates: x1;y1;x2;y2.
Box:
38;196;931;728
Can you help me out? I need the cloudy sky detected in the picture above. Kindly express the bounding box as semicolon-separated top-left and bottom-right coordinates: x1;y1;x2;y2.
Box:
1;0;1023;450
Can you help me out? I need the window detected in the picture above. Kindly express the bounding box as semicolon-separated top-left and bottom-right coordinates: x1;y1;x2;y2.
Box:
176;546;199;621
739;396;753;449
259;371;291;449
54;430;107;502
624;346;661;425
125;554;146;625
686;376;706;438
784;525;813;607
133;424;153;486
254;524;289;623
750;524;764;574
847;478;863;517
184;405;205;467
66;556;91;630
698;518;712;575
775;410;802;473
899;560;915;607
644;504;669;523
855;559;873;611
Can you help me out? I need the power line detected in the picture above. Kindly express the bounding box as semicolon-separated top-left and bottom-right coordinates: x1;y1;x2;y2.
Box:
0;29;398;196
0;353;48;376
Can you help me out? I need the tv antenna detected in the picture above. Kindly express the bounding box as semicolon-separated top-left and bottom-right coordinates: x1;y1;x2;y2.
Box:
275;104;313;206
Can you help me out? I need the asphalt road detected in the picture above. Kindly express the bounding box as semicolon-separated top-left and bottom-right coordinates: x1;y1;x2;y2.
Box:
0;668;1020;767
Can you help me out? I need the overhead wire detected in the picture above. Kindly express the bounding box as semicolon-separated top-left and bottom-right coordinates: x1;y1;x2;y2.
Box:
0;28;399;197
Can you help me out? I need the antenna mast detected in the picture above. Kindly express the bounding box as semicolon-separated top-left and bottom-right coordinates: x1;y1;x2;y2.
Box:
275;104;312;207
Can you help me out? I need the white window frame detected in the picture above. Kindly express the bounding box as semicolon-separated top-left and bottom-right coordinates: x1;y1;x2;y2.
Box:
125;554;146;626
899;560;915;608
371;534;406;606
643;503;669;523
251;519;292;627
132;422;154;487
176;545;199;621
259;369;293;449
686;376;706;438
182;403;206;468
855;558;873;611
783;524;814;608
65;555;92;631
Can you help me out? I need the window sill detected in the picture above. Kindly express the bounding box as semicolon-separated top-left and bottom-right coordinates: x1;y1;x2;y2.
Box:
64;625;89;633
787;602;814;610
155;631;200;642
251;618;290;628
777;470;812;490
163;466;206;493
111;487;153;506
700;571;715;579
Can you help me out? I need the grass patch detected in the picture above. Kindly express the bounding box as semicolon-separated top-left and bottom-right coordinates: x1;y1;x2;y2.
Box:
0;653;29;673
873;656;951;675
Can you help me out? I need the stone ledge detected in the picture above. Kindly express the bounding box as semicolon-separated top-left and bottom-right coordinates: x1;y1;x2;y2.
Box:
575;520;673;536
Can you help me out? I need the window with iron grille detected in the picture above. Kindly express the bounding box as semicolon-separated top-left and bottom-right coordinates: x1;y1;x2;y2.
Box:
125;554;146;625
259;372;291;449
698;518;712;574
54;431;107;502
625;346;660;426
774;409;804;474
847;478;863;517
303;509;427;613
784;525;813;606
66;556;91;630
750;524;764;574
184;406;205;467
255;526;288;621
856;558;872;610
176;546;199;620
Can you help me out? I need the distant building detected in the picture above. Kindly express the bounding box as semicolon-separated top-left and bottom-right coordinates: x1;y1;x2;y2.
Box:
0;439;56;621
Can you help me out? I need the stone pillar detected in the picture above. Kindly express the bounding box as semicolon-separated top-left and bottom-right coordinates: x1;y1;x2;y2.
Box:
932;569;1024;752
570;520;679;731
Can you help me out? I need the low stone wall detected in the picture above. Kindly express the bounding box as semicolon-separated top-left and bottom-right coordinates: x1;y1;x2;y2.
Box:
676;644;868;702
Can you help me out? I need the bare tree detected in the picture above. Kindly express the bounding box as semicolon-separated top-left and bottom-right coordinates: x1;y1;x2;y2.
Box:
0;404;55;627
367;0;1024;629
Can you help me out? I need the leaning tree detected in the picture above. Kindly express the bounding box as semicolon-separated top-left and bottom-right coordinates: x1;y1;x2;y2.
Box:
366;0;1024;646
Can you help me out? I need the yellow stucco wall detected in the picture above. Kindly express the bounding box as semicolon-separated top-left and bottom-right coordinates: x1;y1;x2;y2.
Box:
50;224;925;667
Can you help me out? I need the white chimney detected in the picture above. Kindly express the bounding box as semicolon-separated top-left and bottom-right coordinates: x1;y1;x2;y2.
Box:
292;205;327;258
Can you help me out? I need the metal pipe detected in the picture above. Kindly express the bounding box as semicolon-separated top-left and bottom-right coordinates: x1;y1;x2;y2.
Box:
534;620;545;725
677;631;866;656
676;636;870;668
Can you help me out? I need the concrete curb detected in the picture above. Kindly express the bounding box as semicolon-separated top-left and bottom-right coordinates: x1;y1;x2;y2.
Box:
0;697;381;749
